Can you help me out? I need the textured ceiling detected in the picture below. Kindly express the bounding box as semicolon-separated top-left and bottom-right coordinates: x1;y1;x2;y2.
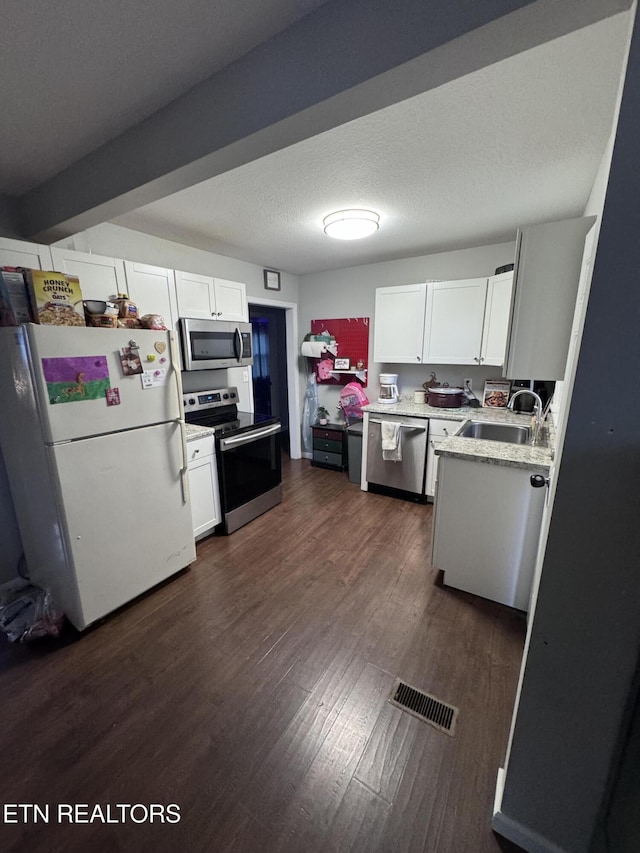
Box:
0;0;329;194
113;11;630;275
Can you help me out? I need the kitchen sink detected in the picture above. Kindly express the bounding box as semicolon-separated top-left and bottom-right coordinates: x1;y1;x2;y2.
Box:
455;420;531;445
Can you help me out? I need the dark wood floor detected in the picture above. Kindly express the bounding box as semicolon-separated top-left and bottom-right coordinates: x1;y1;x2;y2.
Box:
0;455;526;853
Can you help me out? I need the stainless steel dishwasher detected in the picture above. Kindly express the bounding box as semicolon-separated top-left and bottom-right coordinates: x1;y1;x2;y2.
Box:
366;414;429;496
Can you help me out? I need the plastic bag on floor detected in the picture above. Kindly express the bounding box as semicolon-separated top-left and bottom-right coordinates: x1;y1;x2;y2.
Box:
0;579;64;642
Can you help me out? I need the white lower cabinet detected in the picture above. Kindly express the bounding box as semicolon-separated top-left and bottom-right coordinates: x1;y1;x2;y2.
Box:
432;455;546;611
425;418;454;497
187;436;221;540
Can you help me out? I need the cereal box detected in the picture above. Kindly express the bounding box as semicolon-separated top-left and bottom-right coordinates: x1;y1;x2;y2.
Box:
24;270;86;326
0;268;33;325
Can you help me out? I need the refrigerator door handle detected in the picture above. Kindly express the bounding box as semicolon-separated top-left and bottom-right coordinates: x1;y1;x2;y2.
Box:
178;419;190;505
168;331;190;505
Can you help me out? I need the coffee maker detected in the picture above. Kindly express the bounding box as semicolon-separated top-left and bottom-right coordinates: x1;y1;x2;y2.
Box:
378;373;399;404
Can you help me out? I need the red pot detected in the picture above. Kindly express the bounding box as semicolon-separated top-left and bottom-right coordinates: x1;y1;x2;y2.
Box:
427;386;464;408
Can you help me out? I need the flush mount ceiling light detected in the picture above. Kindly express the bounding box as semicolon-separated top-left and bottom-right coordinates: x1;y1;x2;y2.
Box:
323;209;380;240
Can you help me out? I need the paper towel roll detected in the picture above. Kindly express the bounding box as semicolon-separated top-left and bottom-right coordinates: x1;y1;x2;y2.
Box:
301;341;327;358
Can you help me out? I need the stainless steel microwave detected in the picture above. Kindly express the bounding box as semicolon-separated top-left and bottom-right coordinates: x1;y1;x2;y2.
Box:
179;318;253;371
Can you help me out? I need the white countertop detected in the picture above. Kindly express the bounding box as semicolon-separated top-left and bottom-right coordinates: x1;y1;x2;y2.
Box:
185;423;216;441
362;400;553;471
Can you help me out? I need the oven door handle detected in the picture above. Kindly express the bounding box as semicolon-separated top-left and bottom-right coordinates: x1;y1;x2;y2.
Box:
219;423;281;451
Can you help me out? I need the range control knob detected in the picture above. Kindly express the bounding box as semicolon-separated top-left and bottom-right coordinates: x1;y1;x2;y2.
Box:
230;392;236;398
223;393;229;399
188;398;196;406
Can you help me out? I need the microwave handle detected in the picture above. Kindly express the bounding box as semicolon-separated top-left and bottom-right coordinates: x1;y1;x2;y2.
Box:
234;326;242;362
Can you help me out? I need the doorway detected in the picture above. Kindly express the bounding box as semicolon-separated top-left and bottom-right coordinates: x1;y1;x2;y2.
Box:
249;304;290;453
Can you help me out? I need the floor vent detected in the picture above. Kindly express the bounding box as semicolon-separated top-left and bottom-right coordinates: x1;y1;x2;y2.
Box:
390;680;458;736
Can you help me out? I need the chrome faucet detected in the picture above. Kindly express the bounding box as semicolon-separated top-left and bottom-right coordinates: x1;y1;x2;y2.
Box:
507;389;545;446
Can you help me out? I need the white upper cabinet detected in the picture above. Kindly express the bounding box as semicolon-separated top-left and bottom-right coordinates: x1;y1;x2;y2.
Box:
0;237;53;270
213;277;248;322
375;276;513;368
175;270;214;318
480;272;514;366
175;271;248;323
423;278;487;364
373;283;427;363
50;248;127;301
123;261;178;329
504;216;596;380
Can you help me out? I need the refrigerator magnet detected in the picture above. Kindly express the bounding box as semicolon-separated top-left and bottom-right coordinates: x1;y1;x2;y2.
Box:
119;346;143;376
42;355;110;404
105;387;121;406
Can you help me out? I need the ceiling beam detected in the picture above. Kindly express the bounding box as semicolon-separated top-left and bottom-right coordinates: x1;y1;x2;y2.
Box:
18;0;630;242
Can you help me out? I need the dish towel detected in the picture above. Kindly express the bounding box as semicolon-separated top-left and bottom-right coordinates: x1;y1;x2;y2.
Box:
381;421;402;462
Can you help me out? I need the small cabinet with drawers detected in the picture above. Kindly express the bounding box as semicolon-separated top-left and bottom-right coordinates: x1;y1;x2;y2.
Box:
311;423;348;471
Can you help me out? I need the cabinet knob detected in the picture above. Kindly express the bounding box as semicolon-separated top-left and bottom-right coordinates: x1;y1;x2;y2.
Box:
530;474;549;488
193;448;200;455
473;356;479;362
416;356;421;361
443;427;449;435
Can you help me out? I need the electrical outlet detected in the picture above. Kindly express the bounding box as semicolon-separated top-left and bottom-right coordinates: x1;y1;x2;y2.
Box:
242;370;249;382
463;378;473;393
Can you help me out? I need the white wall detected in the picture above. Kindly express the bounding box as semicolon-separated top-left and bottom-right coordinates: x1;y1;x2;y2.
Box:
298;241;515;419
493;4;637;849
54;223;300;305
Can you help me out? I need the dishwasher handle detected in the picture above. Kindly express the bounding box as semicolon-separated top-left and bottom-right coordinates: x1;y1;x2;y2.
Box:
369;419;428;430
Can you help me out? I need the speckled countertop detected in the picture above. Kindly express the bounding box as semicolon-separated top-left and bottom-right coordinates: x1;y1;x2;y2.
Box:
362;399;553;471
185;423;216;441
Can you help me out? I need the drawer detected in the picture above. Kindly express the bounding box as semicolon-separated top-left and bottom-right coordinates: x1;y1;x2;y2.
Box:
313;450;344;467
428;419;457;438
313;427;343;442
313;437;343;454
188;435;215;461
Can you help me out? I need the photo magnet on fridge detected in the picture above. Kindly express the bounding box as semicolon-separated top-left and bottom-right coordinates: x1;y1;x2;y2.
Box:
119;346;143;376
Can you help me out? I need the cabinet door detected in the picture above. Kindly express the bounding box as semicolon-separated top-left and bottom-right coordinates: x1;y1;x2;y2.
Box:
425;419;453;497
124;261;178;329
373;283;427;363
175;270;215;319
188;453;221;539
480;272;513;366
0;237;53;270
504;216;596;380
213;278;248;322
50;248;126;302
423;278;487;365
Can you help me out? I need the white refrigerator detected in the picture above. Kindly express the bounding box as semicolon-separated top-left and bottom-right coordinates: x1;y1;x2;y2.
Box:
0;324;196;630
